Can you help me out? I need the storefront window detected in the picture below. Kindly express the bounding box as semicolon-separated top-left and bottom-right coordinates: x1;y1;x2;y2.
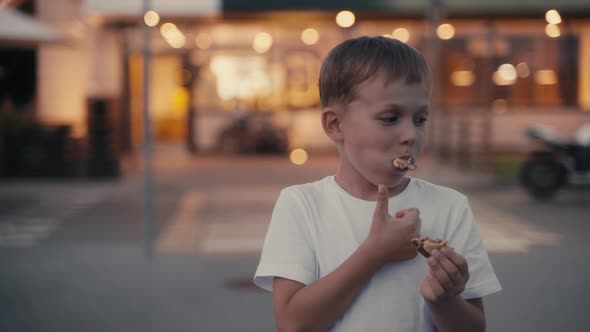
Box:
441;32;579;110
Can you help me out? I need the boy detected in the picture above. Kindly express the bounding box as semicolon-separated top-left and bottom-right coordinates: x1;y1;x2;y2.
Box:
254;36;501;332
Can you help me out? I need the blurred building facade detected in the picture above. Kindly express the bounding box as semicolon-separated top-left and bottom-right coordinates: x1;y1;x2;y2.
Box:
17;1;590;159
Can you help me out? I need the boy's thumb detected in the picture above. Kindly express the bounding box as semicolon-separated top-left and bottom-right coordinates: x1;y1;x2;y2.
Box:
374;184;390;219
402;208;420;219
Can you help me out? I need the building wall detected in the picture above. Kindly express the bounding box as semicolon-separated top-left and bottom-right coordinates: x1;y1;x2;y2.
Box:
37;0;122;138
35;3;590;154
139;16;590;155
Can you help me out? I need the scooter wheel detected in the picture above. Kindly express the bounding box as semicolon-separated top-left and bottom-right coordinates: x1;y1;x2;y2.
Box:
520;158;565;200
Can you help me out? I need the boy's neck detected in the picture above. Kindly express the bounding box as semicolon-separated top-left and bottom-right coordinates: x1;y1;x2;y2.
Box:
335;163;410;201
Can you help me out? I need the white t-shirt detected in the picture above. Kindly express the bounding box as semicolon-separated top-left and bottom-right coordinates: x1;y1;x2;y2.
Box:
254;176;502;332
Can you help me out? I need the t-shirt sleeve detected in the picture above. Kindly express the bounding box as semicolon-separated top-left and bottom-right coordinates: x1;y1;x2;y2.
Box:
253;187;317;292
449;197;502;299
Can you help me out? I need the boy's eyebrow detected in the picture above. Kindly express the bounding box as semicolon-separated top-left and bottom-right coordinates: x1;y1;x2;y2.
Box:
381;104;403;112
380;104;430;114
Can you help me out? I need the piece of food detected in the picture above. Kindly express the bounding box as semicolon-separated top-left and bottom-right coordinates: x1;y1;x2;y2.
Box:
411;236;448;258
392;157;417;171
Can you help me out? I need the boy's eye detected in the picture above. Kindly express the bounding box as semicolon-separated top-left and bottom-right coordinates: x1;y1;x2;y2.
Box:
414;117;428;126
380;116;399;124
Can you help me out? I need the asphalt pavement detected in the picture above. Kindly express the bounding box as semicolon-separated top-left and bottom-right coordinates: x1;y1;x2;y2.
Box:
1;145;589;332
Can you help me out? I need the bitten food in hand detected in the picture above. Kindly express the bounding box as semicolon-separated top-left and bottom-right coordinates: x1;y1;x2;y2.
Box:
411;237;448;258
392;157;417;171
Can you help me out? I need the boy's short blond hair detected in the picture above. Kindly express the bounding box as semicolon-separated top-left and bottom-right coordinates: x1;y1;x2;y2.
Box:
319;36;431;108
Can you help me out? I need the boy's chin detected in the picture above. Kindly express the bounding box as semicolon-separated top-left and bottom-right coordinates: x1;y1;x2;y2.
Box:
373;173;407;188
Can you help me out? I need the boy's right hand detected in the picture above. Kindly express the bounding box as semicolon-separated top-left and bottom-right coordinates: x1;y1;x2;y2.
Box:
366;184;421;265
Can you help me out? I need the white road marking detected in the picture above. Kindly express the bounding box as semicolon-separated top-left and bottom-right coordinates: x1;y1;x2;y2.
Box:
198;221;269;255
158;186;279;255
0;190;107;249
195;186;279;255
471;201;561;253
156;191;208;253
0;218;57;248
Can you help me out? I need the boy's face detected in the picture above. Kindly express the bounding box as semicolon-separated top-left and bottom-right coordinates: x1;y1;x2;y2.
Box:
337;74;430;189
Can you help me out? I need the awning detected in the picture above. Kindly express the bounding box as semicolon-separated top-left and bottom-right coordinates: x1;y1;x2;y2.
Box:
0;6;64;47
84;0;220;18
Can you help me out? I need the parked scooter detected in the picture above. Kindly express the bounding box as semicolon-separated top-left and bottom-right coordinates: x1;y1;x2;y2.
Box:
520;123;590;200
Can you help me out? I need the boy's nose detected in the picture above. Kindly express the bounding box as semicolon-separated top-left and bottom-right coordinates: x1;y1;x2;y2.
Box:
399;122;417;145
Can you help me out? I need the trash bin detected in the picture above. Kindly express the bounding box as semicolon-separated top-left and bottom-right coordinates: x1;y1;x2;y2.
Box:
86;98;120;178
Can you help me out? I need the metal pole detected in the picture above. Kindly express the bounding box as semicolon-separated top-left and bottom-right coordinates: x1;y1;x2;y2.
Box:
482;21;495;170
142;0;155;260
183;51;198;153
426;0;443;165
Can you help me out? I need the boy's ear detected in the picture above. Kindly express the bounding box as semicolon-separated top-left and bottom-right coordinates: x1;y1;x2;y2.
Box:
321;106;343;142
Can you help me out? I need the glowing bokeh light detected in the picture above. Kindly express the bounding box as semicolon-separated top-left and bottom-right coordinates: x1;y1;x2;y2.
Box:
498;64;517;82
535;70;558;85
392;28;410;43
253;32;273;53
545;9;562;25
545;24;560;38
290;149;309;165
436;23;455;40
336;11;356;28
516;62;530;78
451;70;475;87
144;11;160;27
301;28;320;45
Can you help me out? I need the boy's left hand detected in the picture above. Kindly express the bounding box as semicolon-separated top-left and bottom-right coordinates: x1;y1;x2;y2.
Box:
420;247;470;303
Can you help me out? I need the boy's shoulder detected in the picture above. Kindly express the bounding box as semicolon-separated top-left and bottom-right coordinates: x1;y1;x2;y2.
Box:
281;176;333;199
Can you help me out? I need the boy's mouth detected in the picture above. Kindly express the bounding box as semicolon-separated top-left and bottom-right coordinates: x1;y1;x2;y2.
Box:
392;156;417;171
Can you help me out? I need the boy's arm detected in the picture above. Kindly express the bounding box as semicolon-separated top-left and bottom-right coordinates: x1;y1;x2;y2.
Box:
427;297;485;332
273;185;420;332
421;247;486;332
273;242;384;332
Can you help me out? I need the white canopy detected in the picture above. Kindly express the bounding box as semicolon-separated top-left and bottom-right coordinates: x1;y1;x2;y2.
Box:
0;6;63;46
84;0;220;18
